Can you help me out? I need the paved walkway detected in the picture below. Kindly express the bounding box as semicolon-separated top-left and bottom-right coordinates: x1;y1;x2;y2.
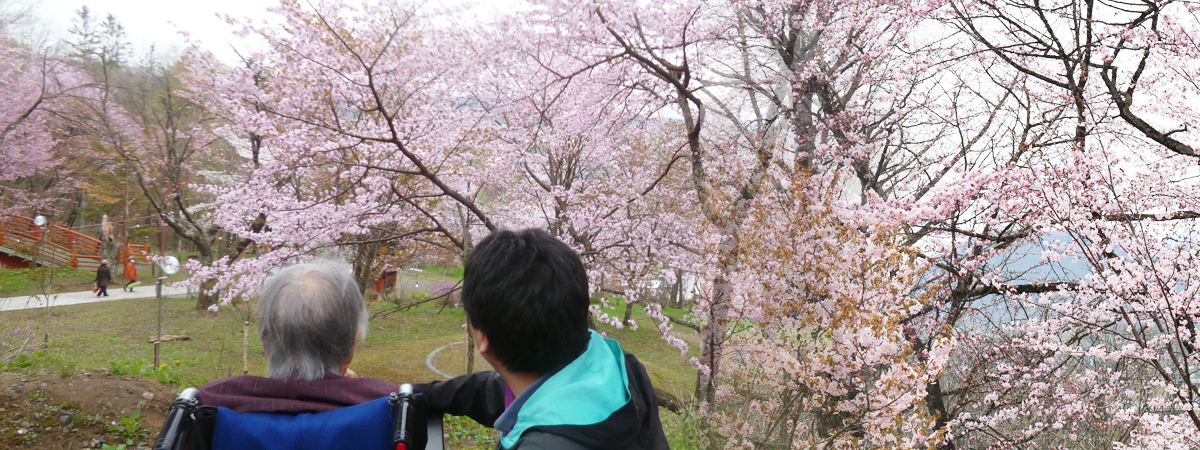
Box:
0;284;191;312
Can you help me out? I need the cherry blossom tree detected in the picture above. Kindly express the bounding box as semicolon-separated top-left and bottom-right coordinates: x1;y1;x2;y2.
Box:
902;0;1200;448
185;0;706;322
474;13;710;328
189;0;965;447
0;31;79;216
67;50;234;308
182;0;495;306
509;2;990;449
171;0;1200;447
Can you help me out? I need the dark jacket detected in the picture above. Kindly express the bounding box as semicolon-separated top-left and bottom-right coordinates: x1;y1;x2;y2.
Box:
95;264;112;287
414;331;669;450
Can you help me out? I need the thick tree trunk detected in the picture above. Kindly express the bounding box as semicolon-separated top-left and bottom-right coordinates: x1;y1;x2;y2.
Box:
622;297;635;327
462;211;475;373
696;236;738;405
911;332;956;449
926;377;955;450
195;244;217;310
351;238;381;295
816;388;863;441
101;242;118;271
196;279;217;310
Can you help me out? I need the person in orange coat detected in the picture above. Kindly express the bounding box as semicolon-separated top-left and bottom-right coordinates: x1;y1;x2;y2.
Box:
122;257;141;292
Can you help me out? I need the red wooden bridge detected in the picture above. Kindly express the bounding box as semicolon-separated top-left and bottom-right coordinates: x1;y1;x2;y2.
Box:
0;215;149;271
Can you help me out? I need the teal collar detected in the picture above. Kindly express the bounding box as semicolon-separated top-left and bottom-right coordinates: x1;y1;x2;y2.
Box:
498;330;630;448
494;373;549;434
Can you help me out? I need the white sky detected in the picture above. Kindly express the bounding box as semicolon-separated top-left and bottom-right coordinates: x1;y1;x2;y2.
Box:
28;0;278;62
21;0;517;63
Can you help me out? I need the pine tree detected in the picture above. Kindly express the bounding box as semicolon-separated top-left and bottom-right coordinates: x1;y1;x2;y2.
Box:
67;6;100;62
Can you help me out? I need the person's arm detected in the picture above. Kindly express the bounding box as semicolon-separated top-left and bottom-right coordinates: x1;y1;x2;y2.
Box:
413;371;507;428
403;371;505;450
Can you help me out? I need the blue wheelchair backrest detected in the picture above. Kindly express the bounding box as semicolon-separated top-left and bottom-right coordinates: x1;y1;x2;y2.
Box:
153;387;442;450
213;397;393;450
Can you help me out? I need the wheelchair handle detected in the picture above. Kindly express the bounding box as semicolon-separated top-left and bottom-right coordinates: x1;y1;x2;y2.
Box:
391;384;414;450
154;387;201;450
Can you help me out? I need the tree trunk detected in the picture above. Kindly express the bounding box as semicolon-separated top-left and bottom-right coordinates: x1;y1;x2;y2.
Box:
102;241;118;271
242;320;250;375
465;325;475;374
815;388;863;441
194;244;217;310
62;192;83;228
697;238;737;405
462;209;475;373
622;296;635;327
672;270;683;307
911;332;956;449
351;237;381;296
926;377;955;450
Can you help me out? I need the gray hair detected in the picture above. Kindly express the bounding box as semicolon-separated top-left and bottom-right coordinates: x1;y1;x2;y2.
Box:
258;259;368;381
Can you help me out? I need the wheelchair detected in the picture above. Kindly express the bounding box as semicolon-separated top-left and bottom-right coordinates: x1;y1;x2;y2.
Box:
152;384;444;450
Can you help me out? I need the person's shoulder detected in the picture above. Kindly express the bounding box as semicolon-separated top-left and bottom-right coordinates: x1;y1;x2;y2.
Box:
344;376;399;395
621;350;653;377
198;375;263;393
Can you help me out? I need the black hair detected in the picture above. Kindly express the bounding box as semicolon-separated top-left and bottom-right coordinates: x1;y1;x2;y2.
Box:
462;228;590;375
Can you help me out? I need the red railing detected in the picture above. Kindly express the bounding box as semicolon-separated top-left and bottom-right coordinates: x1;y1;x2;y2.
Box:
0;216;152;271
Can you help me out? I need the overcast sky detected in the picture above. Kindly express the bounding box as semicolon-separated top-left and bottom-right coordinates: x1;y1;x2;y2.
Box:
23;0;511;62
29;0;278;62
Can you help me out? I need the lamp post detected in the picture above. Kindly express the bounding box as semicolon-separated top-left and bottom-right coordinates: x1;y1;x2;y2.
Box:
154;255;180;367
31;215;46;266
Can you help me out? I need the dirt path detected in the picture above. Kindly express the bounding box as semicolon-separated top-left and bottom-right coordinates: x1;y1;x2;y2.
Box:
0;369;178;449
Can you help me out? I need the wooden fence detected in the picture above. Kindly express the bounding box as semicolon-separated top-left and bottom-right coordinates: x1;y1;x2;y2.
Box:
0;215;150;271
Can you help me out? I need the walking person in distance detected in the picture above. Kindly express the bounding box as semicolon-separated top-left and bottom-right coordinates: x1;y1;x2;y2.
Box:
123;257;141;292
95;260;111;297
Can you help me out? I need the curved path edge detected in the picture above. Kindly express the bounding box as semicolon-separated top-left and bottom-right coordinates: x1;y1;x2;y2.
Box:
425;340;466;379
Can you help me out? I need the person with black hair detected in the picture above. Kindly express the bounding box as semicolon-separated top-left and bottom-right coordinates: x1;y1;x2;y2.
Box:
411;228;669;450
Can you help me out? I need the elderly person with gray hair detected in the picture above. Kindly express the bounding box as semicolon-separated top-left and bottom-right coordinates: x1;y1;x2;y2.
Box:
198;259;397;413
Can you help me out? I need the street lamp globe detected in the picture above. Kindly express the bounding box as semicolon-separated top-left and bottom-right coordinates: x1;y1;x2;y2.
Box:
159;255;180;275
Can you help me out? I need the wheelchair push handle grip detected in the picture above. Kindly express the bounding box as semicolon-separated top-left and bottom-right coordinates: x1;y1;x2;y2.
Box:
392;384;414;450
154;387;200;450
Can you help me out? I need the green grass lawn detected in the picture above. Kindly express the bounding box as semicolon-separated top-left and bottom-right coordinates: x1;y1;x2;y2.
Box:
0;266;96;298
0;290;703;448
417;265;465;280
